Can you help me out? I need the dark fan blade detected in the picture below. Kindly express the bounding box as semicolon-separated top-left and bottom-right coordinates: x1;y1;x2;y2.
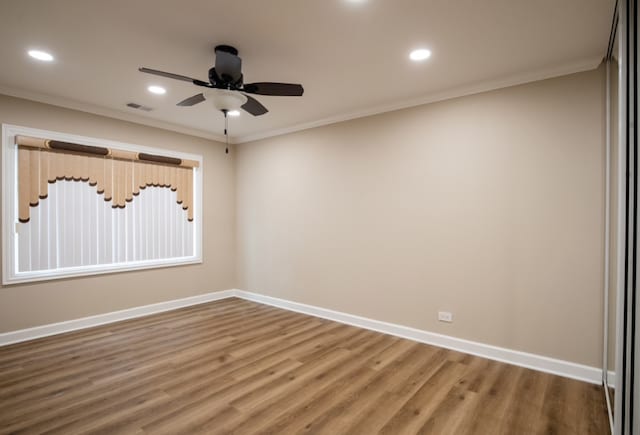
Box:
241;94;268;116
139;68;211;87
215;51;242;83
139;67;197;83
242;82;304;96
177;93;206;106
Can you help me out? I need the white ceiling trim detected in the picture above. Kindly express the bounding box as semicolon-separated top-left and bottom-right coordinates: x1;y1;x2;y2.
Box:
0;55;602;145
236;55;604;144
0;85;227;143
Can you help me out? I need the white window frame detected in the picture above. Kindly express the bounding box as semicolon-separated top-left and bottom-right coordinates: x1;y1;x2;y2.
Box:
2;124;203;285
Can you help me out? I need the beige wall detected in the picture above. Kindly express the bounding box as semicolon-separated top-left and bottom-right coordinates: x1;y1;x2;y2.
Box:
0;94;236;332
237;67;605;367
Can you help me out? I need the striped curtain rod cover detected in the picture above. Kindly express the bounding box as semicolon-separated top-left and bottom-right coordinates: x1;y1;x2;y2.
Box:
15;136;196;223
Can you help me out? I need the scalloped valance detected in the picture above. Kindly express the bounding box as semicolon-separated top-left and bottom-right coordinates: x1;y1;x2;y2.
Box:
15;135;197;223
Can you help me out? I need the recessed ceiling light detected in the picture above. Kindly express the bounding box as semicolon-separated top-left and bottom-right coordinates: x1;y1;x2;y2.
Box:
409;48;432;62
228;110;241;117
28;50;54;62
147;85;166;95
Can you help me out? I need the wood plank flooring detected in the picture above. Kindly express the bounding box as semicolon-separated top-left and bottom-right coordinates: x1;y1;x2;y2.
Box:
0;298;609;434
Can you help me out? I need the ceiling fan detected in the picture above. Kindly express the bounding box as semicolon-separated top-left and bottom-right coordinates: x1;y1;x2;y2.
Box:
139;44;304;117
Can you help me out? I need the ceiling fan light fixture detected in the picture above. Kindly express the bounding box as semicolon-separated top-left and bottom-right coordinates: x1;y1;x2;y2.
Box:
228;110;241;117
205;89;248;111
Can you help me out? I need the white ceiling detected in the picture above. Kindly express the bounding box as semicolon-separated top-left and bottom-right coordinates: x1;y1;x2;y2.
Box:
0;0;614;143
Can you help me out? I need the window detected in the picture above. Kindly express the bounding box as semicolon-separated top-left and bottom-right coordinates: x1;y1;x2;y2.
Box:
2;124;203;284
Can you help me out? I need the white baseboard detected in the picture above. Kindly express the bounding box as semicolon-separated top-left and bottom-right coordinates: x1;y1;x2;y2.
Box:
0;287;608;386
235;290;605;385
0;289;236;346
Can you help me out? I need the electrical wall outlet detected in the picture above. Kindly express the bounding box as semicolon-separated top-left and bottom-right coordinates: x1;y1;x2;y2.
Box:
438;311;453;323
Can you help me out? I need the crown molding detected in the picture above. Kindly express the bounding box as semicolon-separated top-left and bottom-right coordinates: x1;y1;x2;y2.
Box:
235;55;604;144
0;55;603;145
0;85;227;143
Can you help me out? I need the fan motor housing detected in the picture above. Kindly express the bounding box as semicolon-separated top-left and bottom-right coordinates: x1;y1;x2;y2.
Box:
208;67;243;88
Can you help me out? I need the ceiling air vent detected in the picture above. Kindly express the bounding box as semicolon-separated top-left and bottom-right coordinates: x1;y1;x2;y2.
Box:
126;102;153;112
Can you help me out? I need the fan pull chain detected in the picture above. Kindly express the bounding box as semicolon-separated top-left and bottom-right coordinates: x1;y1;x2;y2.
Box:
223;110;229;154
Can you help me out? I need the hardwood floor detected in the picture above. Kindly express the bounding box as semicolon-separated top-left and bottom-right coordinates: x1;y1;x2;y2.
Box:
0;298;609;434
